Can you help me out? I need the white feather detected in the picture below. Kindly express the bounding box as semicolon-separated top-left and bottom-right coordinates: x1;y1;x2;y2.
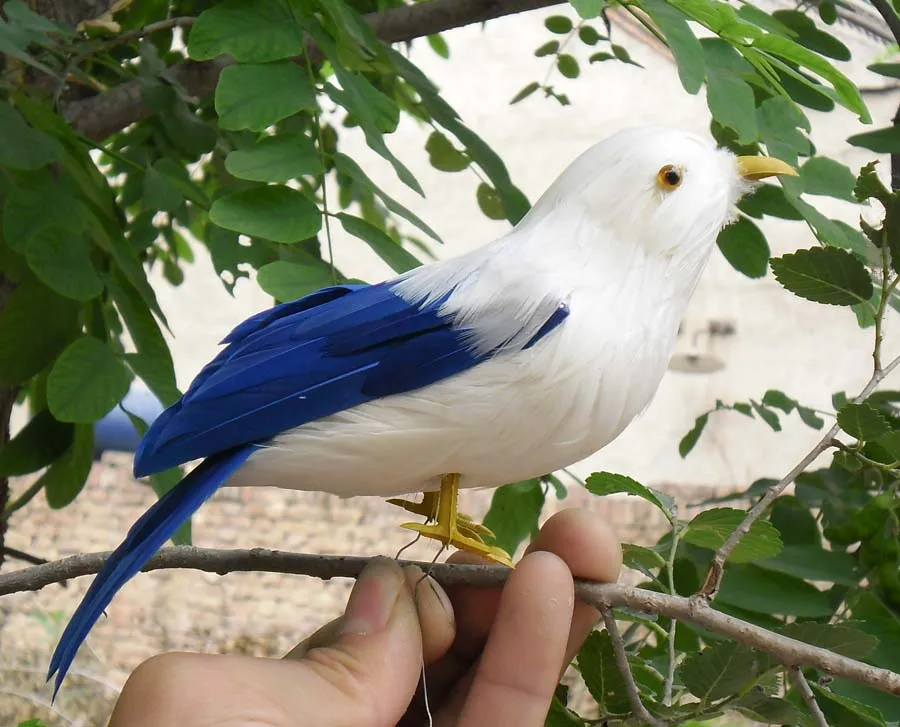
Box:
229;126;753;497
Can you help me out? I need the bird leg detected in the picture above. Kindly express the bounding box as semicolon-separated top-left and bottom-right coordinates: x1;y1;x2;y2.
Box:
387;490;495;539
398;473;513;567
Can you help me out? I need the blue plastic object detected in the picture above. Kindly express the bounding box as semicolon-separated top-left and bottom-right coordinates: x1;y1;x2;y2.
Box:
93;385;165;460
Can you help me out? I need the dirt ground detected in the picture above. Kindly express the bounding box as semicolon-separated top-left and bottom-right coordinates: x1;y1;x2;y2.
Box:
0;454;724;726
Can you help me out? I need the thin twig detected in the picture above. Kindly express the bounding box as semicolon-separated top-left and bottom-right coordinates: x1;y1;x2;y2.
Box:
1;546;48;566
700;352;900;598
1;547;899;696
790;667;829;727
663;526;682;705
601;607;664;726
102;17;195;49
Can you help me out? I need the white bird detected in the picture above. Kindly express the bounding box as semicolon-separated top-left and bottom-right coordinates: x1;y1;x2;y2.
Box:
48;126;795;691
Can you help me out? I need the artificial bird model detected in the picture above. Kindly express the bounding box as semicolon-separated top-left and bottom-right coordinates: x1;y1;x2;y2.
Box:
48;125;796;692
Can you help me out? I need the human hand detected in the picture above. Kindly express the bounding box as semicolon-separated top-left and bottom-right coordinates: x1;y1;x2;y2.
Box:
109;508;621;727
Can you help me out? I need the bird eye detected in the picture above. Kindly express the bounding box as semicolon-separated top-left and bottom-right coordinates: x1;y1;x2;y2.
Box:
657;164;683;191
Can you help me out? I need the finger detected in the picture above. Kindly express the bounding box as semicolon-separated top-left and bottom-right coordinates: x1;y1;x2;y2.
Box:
283;566;455;665
111;557;433;727
526;508;622;666
455;551;574;727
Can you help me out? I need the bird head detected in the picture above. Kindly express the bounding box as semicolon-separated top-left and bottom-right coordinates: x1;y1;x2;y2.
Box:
526;126;796;264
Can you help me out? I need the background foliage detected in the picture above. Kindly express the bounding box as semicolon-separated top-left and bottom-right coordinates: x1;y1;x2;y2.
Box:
2;0;900;724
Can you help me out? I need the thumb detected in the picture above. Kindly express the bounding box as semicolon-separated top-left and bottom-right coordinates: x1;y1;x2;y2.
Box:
274;556;428;726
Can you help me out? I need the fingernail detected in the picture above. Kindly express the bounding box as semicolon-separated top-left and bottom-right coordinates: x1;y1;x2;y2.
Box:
341;557;402;636
403;566;453;619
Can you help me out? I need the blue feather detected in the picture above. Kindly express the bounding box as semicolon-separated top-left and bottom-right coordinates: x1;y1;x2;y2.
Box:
48;446;255;695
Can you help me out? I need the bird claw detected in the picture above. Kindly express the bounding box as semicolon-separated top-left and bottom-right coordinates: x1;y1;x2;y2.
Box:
401;521;513;567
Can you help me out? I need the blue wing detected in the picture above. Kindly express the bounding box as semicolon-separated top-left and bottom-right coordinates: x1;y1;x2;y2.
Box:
135;281;569;477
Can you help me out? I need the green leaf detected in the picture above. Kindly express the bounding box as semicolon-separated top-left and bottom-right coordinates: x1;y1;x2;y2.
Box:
750;399;781;431
779;622;877;660
622;543;666;578
770;9;851;61
40;423;93;509
545;15;574;33
717;565;833;617
642;0;705;93
869;62;900;79
757;542;858;585
143;164;183;213
557;54;579;79
210;185;321;244
716;216;770;278
683;507;783;563
23;228;102;302
257;259;336;302
750;33;869;122
770;247;873;306
0;276;78;385
328;71;400;135
733;691;805;724
679;412;709;457
569;0;606;19
577;631;631;714
476;183;506;220
337;213;421;273
187;0;305;62
800;157;856;201
702;39;758;144
837;403;890;441
225;134;321;183
681;642;760;702
811;684;887;727
578;25;603;45
47;337;133;423
107;270;180;407
334;153;440;242
510;81;541;104
425;131;470;172
215;62;316;132
586;472;675;522
427;33;449;59
0;100;60;170
482;479;545;556
848;127;900;154
0;409;73;477
534;40;559;57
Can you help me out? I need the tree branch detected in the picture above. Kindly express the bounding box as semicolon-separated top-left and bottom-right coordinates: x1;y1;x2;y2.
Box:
63;0;566;141
1;546;898;696
700;352;900;598
790;667;829;727
869;0;900;49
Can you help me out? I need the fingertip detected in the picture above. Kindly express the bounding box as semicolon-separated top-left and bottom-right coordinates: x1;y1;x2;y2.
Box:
528;508;622;582
402;566;455;664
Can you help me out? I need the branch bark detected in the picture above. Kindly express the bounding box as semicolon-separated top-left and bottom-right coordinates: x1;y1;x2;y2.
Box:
790;667;829;727
63;0;566;142
1;546;898;696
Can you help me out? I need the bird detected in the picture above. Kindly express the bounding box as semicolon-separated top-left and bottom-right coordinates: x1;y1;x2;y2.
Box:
47;126;796;692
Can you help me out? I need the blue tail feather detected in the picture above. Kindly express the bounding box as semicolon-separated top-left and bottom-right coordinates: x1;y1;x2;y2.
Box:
47;446;256;695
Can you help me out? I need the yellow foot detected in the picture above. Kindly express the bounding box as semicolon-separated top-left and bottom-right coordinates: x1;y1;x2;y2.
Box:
387;492;439;519
401;521;513;567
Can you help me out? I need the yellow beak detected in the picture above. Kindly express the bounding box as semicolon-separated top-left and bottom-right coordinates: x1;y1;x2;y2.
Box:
736;155;798;180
